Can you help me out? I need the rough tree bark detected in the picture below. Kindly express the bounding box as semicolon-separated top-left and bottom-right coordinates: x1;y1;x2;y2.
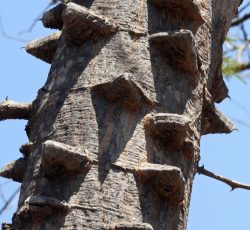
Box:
0;0;241;229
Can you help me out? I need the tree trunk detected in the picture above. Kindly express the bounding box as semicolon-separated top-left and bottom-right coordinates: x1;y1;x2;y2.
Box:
1;0;240;229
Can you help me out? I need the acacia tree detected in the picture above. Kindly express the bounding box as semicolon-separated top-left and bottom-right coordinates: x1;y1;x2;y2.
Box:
0;0;244;229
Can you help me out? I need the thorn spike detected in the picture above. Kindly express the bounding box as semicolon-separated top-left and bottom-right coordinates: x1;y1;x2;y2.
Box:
93;73;154;111
0;158;27;183
25;32;61;64
149;30;199;75
41;140;93;177
144;113;190;148
62;3;118;44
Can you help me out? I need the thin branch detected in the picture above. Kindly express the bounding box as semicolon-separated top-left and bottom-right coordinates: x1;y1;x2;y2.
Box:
197;166;250;191
0;187;6;203
0;13;28;43
239;2;250;14
18;3;54;35
231;99;250;117
232;118;250;129
231;12;250;27
0;100;31;121
0;187;20;215
239;23;250;59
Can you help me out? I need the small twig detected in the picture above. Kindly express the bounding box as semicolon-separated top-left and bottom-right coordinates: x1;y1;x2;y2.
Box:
18;3;54;35
197;165;250;191
231;12;250;27
239;2;250;14
0;187;6;203
0;187;20;215
239;23;250;59
232;118;250;129
0;13;28;43
231;99;250;117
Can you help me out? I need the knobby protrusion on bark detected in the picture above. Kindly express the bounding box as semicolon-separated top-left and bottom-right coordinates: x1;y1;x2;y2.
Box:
16;195;96;217
62;2;118;44
13;195;69;225
41;4;64;30
106;223;153;230
149;30;199;75
210;75;229;103
183;139;197;159
25;195;70;211
0;100;31;121
19;142;33;157
198;165;250;191
144;113;191;148
0;158;27;183
41;140;94;177
92;73;154;111
13;194;101;226
149;0;204;26
25;32;61;64
136;163;185;204
2;223;11;230
201;89;236;135
115;162;185;204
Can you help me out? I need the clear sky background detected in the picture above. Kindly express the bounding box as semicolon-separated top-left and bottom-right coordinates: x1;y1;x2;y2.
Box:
0;1;250;229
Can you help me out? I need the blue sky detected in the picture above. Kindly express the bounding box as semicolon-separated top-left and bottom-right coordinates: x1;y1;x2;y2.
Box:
0;1;250;229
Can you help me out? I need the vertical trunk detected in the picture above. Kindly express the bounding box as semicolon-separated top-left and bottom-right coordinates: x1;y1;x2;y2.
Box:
3;0;240;229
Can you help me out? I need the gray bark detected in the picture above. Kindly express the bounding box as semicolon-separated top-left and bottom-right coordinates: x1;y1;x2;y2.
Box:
0;0;241;229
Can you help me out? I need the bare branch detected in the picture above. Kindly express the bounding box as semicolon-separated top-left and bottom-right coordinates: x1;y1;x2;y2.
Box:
0;13;28;43
18;3;54;35
0;187;20;215
232;118;250;129
0;100;31;121
197;166;250;191
231;12;250;27
239;2;250;14
231;99;250;117
0;187;6;203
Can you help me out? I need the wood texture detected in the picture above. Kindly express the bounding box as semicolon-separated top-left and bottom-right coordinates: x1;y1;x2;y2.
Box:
25;32;61;64
41;4;64;30
0;158;27;183
149;30;199;75
41;140;94;177
8;0;241;229
0;100;31;121
62;3;118;44
201;88;236;135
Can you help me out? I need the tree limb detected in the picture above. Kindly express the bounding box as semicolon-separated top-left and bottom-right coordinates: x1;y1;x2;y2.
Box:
0;100;31;121
0;187;20;215
231;12;250;27
18;3;54;35
197;165;250;191
0;13;28;43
